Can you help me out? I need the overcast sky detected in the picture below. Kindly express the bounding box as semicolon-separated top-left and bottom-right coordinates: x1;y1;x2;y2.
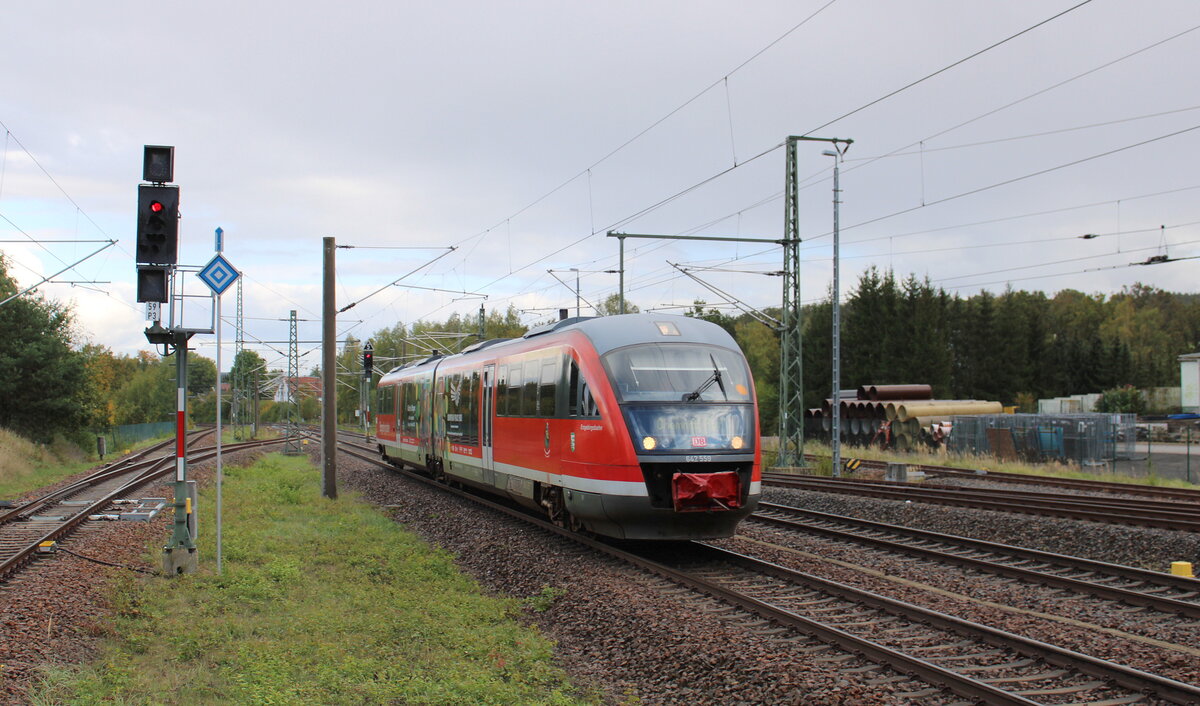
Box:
2;0;1198;371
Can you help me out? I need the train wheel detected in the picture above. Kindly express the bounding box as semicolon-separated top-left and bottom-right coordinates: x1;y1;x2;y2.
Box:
540;486;567;528
540;486;582;532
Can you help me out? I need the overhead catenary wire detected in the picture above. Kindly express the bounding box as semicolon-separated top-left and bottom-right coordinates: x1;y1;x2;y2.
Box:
426;0;1110;319
347;2;1189;340
799;0;1097;137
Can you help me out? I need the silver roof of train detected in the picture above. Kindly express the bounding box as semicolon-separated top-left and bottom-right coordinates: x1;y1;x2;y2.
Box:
382;314;742;380
546;313;740;357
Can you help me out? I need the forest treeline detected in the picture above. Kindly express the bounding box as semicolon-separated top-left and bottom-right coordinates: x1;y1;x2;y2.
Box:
2;251;1196;445
787;269;1198;428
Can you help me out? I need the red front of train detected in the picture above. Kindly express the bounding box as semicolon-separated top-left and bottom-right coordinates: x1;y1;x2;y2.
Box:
374;313;761;540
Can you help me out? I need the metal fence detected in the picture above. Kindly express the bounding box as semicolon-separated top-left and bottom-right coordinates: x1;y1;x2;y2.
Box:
102;421;174;452
947;413;1136;467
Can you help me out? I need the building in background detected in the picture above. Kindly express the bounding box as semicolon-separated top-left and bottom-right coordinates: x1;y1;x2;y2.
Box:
1181;353;1200;413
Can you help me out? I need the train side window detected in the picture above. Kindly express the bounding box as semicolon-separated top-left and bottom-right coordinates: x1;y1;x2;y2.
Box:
538;357;559;417
568;360;580;416
521;359;539;416
402;381;419;434
568;359;601;419
496;365;508;416
506;363;522;417
445;373;462;441
465;371;480;443
580;380;599;418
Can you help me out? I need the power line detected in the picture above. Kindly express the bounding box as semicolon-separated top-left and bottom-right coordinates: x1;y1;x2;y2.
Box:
448;0;841;253
808;122;1200;241
801;0;1097;137
843;104;1200;162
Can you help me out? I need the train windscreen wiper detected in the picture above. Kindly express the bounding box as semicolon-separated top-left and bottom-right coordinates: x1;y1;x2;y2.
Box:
683;354;727;402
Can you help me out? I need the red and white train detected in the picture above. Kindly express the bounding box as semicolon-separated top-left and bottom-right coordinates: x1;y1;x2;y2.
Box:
374;313;761;540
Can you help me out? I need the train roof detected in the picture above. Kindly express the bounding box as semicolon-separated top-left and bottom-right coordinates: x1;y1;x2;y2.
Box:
379;313;741;382
546;313;740;357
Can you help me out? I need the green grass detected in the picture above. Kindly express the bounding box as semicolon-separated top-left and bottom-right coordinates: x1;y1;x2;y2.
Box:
31;454;584;705
0;428;192;500
0;429;94;499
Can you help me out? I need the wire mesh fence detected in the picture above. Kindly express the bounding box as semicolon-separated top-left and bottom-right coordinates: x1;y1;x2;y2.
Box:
102;421;175;452
947;413;1135;467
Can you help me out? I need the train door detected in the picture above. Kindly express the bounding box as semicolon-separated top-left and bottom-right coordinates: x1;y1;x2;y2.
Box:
481;364;495;471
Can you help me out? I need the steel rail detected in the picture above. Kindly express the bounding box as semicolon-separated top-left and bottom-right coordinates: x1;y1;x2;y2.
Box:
763;473;1200;532
0;428;215;525
804;453;1200;503
751;501;1200;619
770;471;1200;515
692;543;1200;706
0;437;283;582
337;440;1200;705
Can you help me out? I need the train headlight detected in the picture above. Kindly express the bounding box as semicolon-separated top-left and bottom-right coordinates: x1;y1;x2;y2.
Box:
731;436;744;450
642;436;657;451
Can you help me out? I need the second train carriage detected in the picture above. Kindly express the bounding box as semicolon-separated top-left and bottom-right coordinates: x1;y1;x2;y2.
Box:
374;313;761;540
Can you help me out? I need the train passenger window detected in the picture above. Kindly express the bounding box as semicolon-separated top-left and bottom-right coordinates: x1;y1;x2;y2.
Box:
445;372;479;445
539;357;559;417
402;381;419;434
496;365;508;415
506;364;522;416
466;371;480;440
522;360;539;416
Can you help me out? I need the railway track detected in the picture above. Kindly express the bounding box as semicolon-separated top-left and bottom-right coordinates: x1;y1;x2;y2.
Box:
750;501;1200;620
337;438;1200;704
654;542;1200;705
805;454;1200;503
1;432;283;582
763;472;1200;533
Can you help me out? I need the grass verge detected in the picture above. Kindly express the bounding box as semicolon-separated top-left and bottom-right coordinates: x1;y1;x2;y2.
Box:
0;429;93;499
31;453;583;705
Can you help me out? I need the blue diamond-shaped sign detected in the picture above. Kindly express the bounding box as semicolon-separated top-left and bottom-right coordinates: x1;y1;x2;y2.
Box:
198;254;240;295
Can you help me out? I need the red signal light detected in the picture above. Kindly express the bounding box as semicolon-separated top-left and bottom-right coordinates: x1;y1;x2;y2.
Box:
150;201;164;213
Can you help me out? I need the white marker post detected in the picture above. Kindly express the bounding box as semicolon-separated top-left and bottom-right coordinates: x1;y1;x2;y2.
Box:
198;229;239;574
215;227;224;575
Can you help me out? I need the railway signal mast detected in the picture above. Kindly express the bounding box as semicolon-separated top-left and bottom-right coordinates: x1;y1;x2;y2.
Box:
137;145;200;576
137;145;240;576
362;341;373;440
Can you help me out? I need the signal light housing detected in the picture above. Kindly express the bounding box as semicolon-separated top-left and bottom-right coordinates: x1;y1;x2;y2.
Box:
136;265;169;303
143;145;175;183
136;184;179;265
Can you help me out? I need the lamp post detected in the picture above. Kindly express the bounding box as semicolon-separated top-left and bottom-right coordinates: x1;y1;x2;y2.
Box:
824;149;843;477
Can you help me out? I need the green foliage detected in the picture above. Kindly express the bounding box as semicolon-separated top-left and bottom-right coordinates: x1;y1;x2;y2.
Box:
595;293;638;316
111;355;175;425
0;256;91;442
802;270;1198;408
186;354;217;395
31;454;583;705
523;584;567;613
229;349;269;398
1095;385;1146;414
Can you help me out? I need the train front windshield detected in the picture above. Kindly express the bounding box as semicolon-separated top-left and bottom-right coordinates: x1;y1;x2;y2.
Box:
604;343;755;453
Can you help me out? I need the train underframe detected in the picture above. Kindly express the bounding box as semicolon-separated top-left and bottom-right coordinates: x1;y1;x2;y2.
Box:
379;443;756;540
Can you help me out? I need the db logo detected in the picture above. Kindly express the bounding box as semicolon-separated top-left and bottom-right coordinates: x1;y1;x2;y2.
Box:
690;436;708;447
